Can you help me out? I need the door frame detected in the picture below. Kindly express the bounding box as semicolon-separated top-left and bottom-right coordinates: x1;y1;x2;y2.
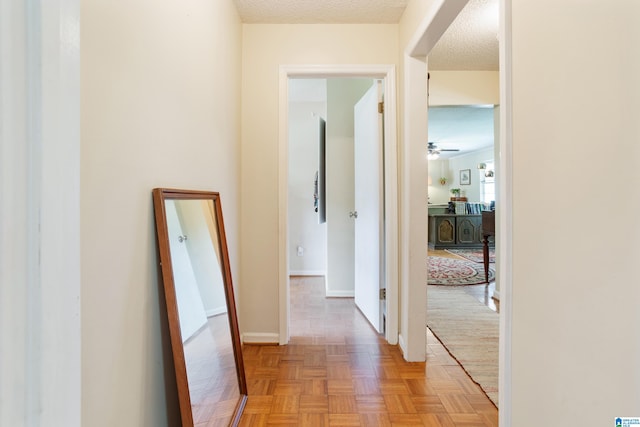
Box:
407;0;514;422
278;65;399;346
0;0;81;424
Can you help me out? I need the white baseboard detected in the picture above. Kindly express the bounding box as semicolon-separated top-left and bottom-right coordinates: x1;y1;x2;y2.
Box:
398;334;407;356
207;306;227;317
325;290;354;298
492;290;500;301
242;332;279;345
289;270;326;276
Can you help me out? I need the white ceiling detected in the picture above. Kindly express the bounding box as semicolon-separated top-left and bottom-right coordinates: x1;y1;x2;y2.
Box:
428;105;495;159
238;0;499;157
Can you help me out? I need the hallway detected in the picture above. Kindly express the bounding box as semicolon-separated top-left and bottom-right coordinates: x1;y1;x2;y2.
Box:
238;276;498;426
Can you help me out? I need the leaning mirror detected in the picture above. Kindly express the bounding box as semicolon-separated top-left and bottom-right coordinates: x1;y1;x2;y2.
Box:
152;188;247;426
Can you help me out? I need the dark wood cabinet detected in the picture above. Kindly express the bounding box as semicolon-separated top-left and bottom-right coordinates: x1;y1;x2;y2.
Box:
428;214;485;249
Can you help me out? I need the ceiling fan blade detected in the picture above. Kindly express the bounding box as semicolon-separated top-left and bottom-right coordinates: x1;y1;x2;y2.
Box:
439;148;460;152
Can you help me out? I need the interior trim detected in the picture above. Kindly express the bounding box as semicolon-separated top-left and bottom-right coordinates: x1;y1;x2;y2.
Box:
325;290;355;298
289;270;327;277
242;332;280;345
278;64;399;347
497;0;513;424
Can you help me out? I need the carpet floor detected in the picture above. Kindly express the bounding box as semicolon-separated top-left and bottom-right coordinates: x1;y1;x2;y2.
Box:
427;285;499;407
428;255;495;285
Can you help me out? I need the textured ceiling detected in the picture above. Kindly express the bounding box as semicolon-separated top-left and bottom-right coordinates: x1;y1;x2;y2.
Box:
245;1;500;157
233;0;408;24
428;0;499;70
233;0;498;71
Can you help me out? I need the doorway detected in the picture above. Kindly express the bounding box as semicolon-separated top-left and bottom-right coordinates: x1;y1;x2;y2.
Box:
278;65;399;346
287;78;385;333
420;2;511;416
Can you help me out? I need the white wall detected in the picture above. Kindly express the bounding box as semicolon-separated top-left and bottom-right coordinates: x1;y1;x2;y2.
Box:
288;83;327;276
447;147;494;202
240;24;399;340
427;159;451;204
326;78;374;296
81;1;242;425
508;0;640;425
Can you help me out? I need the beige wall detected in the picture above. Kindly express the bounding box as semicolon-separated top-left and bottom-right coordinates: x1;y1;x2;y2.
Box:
80;0;242;425
429;71;499;106
509;0;640;424
74;1;640;425
240;24;399;339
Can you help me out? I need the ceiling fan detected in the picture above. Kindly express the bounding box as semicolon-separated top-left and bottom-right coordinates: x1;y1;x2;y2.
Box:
427;142;459;159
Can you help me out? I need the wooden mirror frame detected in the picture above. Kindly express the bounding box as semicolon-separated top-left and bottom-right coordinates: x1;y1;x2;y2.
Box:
152;188;247;426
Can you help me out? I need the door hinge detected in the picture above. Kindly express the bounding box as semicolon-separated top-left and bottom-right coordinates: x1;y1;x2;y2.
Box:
378;101;384;114
379;288;386;300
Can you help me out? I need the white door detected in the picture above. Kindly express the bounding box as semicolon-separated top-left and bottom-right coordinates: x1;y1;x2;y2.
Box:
353;81;384;333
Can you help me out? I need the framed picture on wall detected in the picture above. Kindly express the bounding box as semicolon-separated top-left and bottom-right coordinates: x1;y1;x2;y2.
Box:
460;169;471;185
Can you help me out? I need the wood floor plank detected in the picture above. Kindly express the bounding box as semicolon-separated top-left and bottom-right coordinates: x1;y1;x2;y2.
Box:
270;395;300;414
266;413;299;425
300;395;329;413
438;393;476;414
302;378;328;395
355;395;387;413
242;395;273;414
328;395;358;414
359;413;392;427
419;413;456;427
353;377;381;395
327;379;355;394
299;413;330;427
238;413;269;427
273;380;304;396
387;413;425;426
327;365;353;380
378;379;411;395
247;379;277;395
410;396;447;413
383;394;418;414
238;276;497;427
328;413;361;426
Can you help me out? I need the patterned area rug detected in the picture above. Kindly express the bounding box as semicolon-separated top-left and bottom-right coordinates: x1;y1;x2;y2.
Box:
427;286;499;406
445;248;495;263
428;256;494;285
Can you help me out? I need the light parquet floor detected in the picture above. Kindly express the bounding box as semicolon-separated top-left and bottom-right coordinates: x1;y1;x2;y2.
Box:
238;276;498;426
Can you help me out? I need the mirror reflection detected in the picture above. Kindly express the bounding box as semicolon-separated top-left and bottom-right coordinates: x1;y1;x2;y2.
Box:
153;190;246;427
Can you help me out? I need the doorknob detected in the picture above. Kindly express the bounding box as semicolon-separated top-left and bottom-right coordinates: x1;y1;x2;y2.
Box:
349;211;358;218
